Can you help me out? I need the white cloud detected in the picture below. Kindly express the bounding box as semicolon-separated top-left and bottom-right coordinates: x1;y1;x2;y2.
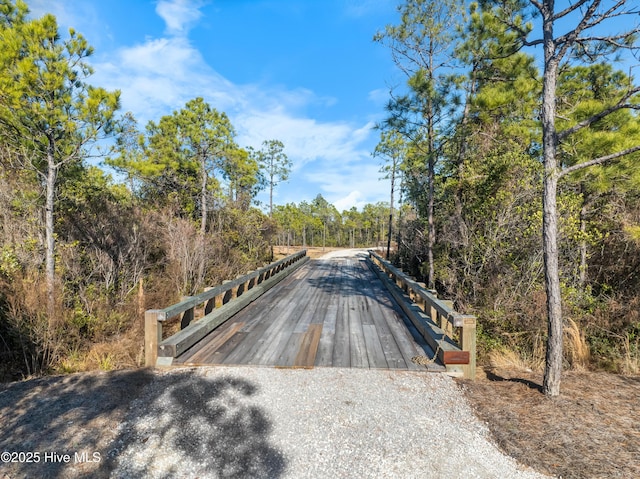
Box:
28;0;93;26
343;0;394;18
85;1;386;211
334;191;366;211
93;35;239;124
156;0;204;36
368;88;390;106
305;159;389;210
236;111;373;169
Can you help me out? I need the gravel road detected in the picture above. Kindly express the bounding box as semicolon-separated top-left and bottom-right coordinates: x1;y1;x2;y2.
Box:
1;366;549;479
112;366;548;479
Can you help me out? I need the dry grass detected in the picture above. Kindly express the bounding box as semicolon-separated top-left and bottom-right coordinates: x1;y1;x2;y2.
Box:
564;318;591;370
57;330;145;374
621;335;640;374
488;348;544;372
459;368;640;479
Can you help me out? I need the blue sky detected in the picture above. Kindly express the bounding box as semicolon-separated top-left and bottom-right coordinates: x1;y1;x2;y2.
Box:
28;0;401;212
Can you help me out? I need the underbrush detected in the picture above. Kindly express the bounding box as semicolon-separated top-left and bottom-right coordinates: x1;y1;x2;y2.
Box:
474;288;640;375
0;245;271;381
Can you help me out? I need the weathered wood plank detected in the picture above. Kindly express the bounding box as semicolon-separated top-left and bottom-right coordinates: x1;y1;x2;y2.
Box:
211;261;314;365
261;262;329;366
267;260;326;366
172;252;448;373
159;256;309;357
209;332;249;364
353;257;415;369
157;249;308;322
235;262;309;333
332;268;352;368
180;321;245;364
347;260;369;368
293;324;323;368
276;332;304;367
360;260;429;370
362;324;389;369
244;263;324;365
314;260;342;367
368;258;469;375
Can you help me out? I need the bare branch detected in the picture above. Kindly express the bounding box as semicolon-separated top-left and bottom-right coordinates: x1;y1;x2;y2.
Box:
559;145;640;179
553;0;591;21
580;0;634;31
522;38;544;47
529;0;544;13
574;31;639;50
555;0;602;60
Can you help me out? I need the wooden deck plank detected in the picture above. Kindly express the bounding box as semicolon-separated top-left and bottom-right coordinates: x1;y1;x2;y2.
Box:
356;260;411;369
314;260;342;367
346;259;369;368
220;264;317;365
250;264;328;366
235;264;309;333
276;332;304;367
331;266;352;368
173;253;445;372
293;324;323;368
180;321;245;363
204;331;249;364
222;299;298;365
362;324;389;369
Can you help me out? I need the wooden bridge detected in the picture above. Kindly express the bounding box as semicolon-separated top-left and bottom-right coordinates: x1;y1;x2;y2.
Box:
145;250;476;379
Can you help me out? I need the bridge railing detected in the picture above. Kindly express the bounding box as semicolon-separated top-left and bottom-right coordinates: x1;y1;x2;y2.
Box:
369;250;476;379
145;250;308;366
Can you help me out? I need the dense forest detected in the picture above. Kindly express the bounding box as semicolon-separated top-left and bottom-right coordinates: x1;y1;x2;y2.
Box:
1;0;639;391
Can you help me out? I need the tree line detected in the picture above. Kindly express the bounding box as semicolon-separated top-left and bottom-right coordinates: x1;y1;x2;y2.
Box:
273;197;392;251
375;0;640;395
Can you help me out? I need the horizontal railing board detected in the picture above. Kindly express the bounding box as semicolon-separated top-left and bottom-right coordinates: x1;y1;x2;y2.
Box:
368;259;469;367
155;250;307;322
159;256;310;357
369;251;475;328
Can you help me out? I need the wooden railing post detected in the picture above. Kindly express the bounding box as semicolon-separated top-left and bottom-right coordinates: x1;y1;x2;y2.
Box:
460;316;477;380
145;249;308;365
442;300;454;337
145;309;162;367
204;287;215;314
180;296;194;329
368;249;477;379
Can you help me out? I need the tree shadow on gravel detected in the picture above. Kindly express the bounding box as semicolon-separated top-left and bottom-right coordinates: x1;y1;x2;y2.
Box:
104;369;286;479
0;368;286;479
0;369;155;478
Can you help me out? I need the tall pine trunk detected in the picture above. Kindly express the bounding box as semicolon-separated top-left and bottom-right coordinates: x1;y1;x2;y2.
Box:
427;109;436;290
45;136;58;327
200;155;208;234
579;186;589;288
541;9;563;397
